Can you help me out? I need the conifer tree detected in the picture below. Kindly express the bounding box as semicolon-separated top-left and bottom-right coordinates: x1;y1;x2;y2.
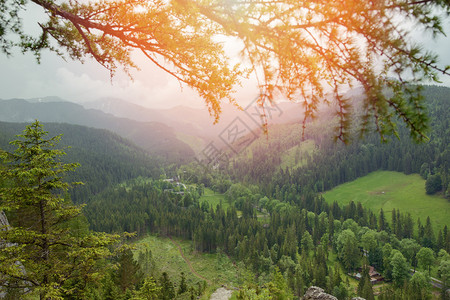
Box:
116;248;143;292
422;217;435;249
132;277;161;300
177;272;187;295
0;121;120;299
159;272;175;300
358;260;374;300
378;208;387;232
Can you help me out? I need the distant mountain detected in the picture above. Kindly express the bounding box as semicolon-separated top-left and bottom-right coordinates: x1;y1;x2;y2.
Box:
83;97;309;154
0;99;194;163
83;97;171;123
0;121;162;203
25;96;69;103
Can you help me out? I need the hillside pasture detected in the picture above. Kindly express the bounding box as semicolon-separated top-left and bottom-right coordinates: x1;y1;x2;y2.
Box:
323;171;449;231
133;235;240;298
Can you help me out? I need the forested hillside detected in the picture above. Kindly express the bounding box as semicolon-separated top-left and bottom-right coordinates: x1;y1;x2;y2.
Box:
84;170;450;299
0;122;161;203
226;85;449;200
0;99;194;163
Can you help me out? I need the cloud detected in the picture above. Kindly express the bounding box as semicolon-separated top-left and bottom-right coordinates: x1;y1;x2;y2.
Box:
53;67;207;108
0;50;207;108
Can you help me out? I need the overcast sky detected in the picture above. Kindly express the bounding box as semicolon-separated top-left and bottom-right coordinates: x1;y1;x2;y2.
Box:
0;4;449;109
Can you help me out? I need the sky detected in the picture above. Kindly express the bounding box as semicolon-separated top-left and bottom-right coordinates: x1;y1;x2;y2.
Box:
0;3;449;109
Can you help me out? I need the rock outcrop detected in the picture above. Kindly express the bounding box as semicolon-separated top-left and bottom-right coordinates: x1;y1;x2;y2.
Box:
302;286;365;300
302;287;338;300
0;211;9;228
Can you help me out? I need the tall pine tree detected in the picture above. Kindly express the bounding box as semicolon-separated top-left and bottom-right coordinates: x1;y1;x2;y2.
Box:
0;121;120;299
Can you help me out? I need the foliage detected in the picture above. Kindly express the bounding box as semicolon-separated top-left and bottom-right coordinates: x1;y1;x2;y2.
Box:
408;272;431;300
390;251;410;287
2;0;450;140
335;229;360;271
228;86;450;211
159;272;175;300
116;249;143;292
177;272;187;295
400;238;421;269
416;247;435;274
425;173;442;195
357;264;374;300
85;164;450;298
437;258;450;295
0;121;120;299
131;277;161;300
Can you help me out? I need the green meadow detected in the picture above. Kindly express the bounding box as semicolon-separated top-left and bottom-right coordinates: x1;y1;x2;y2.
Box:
323;171;449;231
133;235;240;298
199;188;230;211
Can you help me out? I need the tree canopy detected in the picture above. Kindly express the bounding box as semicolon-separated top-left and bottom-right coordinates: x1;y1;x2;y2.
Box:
1;0;450;141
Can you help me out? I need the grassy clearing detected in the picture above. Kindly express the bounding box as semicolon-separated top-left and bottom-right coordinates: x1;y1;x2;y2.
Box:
133;234;240;297
323;171;450;231
199;188;230;211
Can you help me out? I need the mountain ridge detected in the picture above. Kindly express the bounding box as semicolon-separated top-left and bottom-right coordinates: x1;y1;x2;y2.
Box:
0;98;194;163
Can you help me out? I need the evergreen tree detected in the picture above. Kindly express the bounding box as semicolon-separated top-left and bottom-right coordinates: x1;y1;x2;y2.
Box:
361;279;375;300
425;174;442;195
378;208;387;232
116;249;143;292
159;272;175;300
177;272;187;295
357;263;369;297
0;121;119;299
422;217;435;249
2;0;449;141
132;277;161;300
357;258;374;300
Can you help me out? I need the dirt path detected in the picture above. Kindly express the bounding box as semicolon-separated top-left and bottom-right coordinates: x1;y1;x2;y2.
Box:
168;236;212;285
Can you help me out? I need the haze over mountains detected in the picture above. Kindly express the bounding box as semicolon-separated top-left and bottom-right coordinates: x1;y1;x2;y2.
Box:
0;85;442;166
0;95;311;160
83;97;308;140
0;97;193;163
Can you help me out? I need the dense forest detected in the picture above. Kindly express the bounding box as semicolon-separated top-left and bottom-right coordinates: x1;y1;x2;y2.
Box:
84;170;449;299
0;122;162;203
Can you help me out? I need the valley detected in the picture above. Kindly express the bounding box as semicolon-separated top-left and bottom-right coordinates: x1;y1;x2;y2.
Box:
0;85;449;299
